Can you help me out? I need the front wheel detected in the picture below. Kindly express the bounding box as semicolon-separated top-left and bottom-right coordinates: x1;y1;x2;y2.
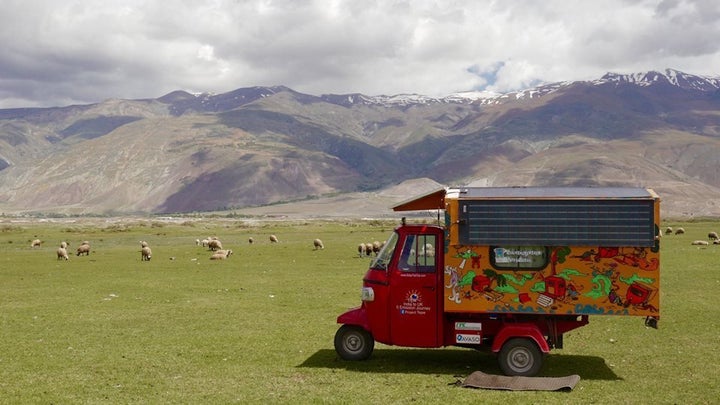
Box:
497;338;544;376
334;325;375;361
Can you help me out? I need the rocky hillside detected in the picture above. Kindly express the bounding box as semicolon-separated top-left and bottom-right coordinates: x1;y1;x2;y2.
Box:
1;68;719;218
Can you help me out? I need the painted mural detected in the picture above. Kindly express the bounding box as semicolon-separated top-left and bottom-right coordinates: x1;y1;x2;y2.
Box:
443;244;660;317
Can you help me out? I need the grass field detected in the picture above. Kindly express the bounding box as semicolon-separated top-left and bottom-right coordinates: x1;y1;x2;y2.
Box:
1;217;719;404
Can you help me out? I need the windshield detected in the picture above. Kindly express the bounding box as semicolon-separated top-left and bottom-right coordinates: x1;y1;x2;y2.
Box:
370;231;398;270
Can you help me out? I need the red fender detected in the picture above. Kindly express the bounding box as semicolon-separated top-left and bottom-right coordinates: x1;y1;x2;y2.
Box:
336;306;370;330
491;323;550;353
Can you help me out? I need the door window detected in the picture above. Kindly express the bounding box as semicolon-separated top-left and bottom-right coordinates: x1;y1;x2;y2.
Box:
399;234;437;273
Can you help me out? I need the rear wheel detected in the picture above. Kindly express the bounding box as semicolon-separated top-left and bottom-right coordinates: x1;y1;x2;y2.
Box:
334;325;374;361
498;338;543;376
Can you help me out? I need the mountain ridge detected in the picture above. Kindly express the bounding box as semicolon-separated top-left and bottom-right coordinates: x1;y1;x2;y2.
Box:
1;68;720;218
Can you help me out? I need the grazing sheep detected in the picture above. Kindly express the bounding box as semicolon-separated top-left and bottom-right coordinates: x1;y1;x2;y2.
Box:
76;242;90;256
141;246;152;261
665;227;673;235
364;242;374;256
270;234;279;243
674;227;685;235
208;239;223;251
313;239;324;250
372;241;382;255
56;247;69;260
31;239;42;248
60;241;68;249
421;243;436;257
358;243;366;257
709;232;719;240
210;249;233;260
201;238;210;247
248;237;254;244
691;240;709;246
714;239;720;245
195;238;201;246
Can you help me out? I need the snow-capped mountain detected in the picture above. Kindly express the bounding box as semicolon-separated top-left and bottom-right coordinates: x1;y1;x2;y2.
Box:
598;68;720;91
2;68;720;216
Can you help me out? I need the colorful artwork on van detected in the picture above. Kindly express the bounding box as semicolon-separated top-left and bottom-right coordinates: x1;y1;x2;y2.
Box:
443;244;659;317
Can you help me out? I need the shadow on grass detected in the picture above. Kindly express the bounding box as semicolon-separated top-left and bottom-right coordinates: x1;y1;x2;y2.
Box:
299;349;620;380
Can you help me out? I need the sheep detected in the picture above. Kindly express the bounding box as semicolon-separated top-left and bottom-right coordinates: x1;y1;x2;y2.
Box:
76;242;90;256
364;242;374;256
215;249;233;257
665;227;673;235
421;243;436;257
195;238;201;246
201;238;210;247
691;240;709;246
714;239;720;245
674;227;685;235
210;249;233;260
56;247;69;260
31;239;42;248
270;234;279;243
372;241;382;255
140;240;149;248
60;241;68;249
709;232;719;240
313;239;324;250
358;243;366;257
248;237;254;244
141;246;152;261
208;239;223;251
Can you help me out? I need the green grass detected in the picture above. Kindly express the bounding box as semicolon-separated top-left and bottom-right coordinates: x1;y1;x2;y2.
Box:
1;218;719;403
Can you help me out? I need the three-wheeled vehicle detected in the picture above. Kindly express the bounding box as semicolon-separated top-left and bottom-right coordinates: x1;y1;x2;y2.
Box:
334;187;660;376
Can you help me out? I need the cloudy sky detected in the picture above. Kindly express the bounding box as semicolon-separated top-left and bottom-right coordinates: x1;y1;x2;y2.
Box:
1;0;718;108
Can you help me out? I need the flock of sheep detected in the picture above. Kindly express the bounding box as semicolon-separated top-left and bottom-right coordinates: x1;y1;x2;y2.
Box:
357;241;384;257
663;227;720;246
32;232;326;262
49;240;90;260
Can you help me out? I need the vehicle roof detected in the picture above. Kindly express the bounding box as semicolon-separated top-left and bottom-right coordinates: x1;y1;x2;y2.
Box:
392;186;658;211
456;186;656;199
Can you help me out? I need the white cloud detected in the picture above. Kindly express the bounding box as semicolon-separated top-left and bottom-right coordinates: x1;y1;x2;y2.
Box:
0;0;719;108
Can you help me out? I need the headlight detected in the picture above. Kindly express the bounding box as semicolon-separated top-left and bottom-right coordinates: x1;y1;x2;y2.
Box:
361;287;375;302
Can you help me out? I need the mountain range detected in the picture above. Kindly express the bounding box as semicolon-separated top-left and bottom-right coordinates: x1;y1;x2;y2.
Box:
1;68;719;218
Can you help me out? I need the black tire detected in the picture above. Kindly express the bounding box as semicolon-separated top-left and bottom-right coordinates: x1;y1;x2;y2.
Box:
334;325;375;361
497;338;544;376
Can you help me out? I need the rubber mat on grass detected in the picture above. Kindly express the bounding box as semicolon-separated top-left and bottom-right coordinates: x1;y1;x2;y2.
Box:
462;371;580;391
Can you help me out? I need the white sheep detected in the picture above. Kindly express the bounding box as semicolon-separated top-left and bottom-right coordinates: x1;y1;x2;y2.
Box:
56;247;69;260
665;227;673;235
372;241;382;255
691;240;709;246
210;249;233;260
709;232;719;240
208;239;223;251
270;234;279;243
675;227;685;235
358;243;366;257
76;242;90;256
141;246;152;261
60;241;68;249
248;237;254;244
313;239;324;250
140;240;149;248
31;239;42;248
